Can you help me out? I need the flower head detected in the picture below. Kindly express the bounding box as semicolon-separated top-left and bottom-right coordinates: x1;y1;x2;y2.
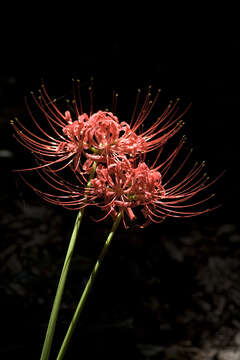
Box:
25;135;221;229
12;82;190;175
88;140;220;227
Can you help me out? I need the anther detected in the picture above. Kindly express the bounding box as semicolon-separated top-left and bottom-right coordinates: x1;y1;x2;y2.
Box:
179;121;185;127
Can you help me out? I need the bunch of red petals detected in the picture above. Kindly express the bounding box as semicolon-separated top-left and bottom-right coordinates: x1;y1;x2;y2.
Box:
12;81;220;228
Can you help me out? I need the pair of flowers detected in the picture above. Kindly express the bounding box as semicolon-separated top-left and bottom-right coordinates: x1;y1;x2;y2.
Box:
12;82;215;227
12;81;221;359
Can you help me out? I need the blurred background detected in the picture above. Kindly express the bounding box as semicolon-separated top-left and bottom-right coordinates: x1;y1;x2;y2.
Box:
1;10;240;360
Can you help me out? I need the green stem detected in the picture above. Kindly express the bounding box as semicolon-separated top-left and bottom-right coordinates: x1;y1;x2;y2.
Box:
56;211;123;360
40;210;84;360
40;163;96;360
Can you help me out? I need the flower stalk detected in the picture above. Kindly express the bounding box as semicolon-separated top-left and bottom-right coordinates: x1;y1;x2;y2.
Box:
40;163;96;360
56;210;123;360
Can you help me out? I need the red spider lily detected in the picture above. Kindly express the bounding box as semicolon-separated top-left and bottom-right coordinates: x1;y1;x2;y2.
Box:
89;140;221;228
21;137;221;228
11;82;190;174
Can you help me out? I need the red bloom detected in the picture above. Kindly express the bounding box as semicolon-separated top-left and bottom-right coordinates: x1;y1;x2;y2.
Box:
12;83;190;174
89;141;221;227
24;138;221;228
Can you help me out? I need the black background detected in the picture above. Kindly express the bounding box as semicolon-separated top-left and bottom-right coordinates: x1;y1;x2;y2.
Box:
1;13;238;220
1;9;240;359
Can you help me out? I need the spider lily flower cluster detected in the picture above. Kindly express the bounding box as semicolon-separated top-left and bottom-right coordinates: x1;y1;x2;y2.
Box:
12;81;219;227
12;84;187;172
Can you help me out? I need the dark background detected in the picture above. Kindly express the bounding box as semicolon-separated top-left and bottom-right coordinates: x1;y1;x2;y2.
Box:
1;11;240;360
1;15;238;220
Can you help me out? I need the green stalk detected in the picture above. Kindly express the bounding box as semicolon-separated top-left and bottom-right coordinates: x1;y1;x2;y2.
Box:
40;163;96;360
56;210;123;360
